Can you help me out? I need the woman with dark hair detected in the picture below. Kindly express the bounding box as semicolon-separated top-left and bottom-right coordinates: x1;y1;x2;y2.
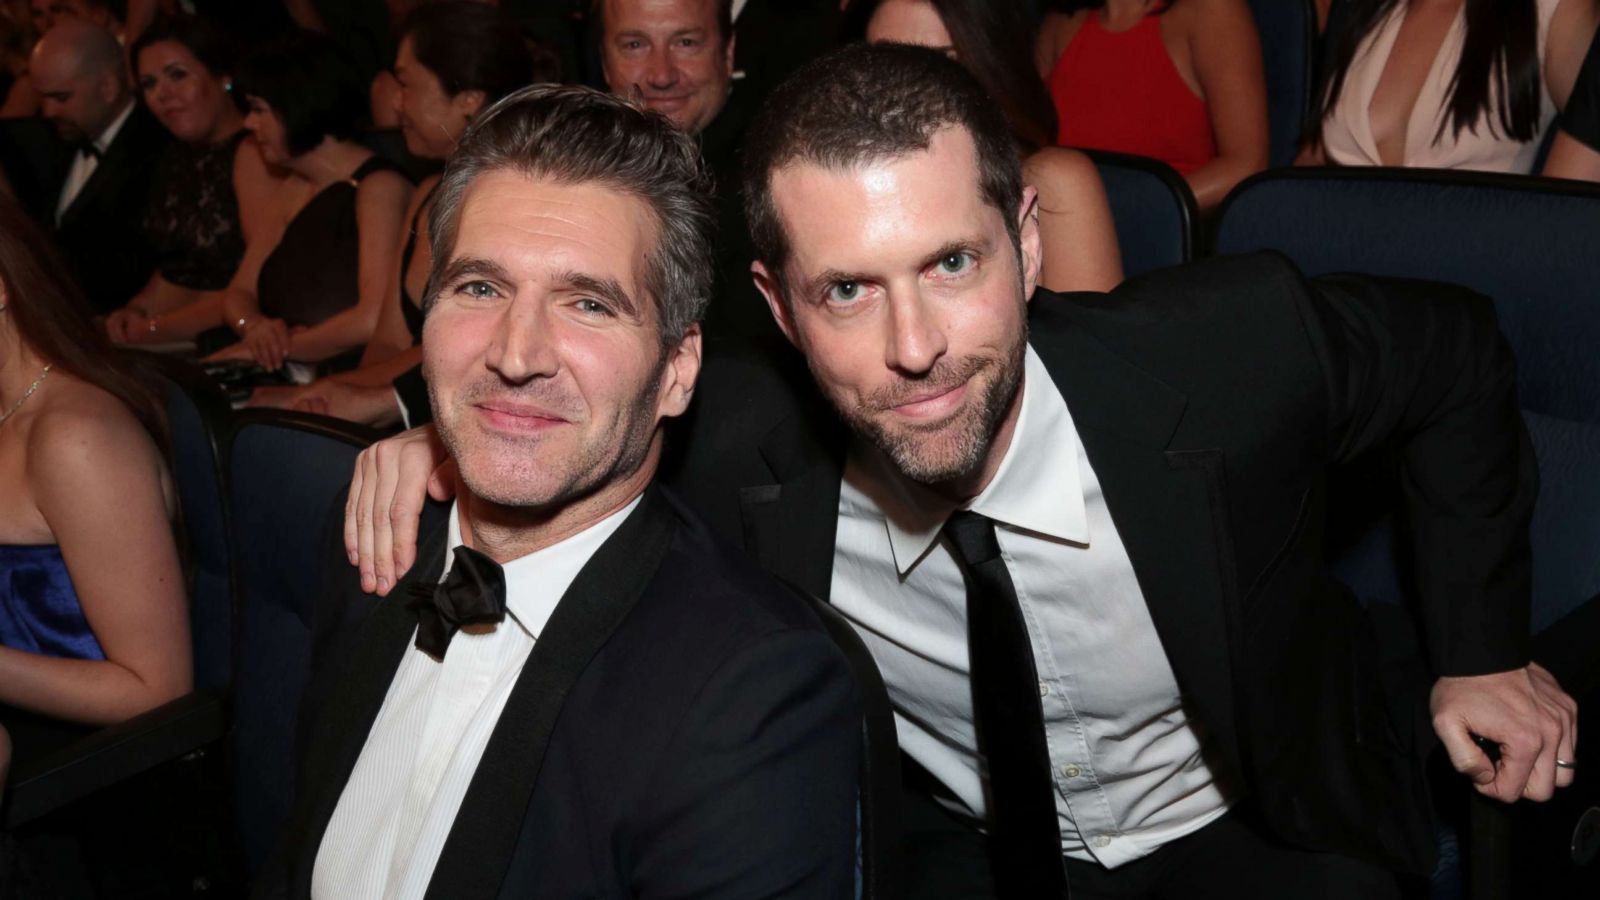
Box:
105;15;284;346
1036;0;1268;211
251;2;541;421
848;0;1122;292
1300;0;1597;171
0;190;190;776
206;32;413;372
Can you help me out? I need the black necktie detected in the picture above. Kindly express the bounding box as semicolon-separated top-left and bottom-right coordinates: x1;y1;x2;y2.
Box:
943;510;1069;898
406;545;508;660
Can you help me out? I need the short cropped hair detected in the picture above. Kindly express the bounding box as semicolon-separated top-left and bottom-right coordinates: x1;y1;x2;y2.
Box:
234;32;363;157
741;42;1024;281
425;84;716;346
591;0;734;46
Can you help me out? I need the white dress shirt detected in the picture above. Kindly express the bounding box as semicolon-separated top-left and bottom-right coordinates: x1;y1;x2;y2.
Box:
831;346;1232;868
56;99;134;224
313;495;641;899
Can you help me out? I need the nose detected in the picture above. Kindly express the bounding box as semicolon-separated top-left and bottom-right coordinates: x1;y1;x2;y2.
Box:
643;46;676;88
485;297;561;384
884;288;947;376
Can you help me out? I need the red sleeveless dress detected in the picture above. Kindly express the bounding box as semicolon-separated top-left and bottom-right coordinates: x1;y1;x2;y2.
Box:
1046;11;1216;174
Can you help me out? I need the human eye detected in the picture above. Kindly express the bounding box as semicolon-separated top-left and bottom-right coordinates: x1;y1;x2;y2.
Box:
933;251;974;277
137;75;155;92
573;297;615;317
825;280;867;306
453;280;501;302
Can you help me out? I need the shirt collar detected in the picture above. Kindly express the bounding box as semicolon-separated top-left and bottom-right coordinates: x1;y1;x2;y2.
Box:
92;100;135;154
856;345;1091;575
442;493;643;640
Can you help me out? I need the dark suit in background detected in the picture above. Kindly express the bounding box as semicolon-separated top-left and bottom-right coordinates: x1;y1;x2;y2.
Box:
664;252;1535;878
50;107;168;314
258;487;860;899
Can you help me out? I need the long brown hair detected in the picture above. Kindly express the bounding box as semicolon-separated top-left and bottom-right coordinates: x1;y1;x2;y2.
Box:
0;192;168;452
1307;0;1541;149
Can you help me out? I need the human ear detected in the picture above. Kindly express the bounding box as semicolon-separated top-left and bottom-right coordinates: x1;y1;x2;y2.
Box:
751;260;799;347
657;323;702;419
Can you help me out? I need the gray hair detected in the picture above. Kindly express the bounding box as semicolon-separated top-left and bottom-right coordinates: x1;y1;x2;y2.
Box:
425;83;716;345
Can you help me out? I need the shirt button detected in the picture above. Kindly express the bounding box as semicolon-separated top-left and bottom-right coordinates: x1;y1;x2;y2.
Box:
1061;764;1081;778
1091;834;1114;849
1039;682;1051;697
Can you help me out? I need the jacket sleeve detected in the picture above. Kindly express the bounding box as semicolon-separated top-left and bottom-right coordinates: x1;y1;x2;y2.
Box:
629;627;861;898
1292;269;1537;677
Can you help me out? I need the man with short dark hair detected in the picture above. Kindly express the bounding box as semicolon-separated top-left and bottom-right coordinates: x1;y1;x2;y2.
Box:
350;45;1577;897
256;84;859;900
29;18;164;312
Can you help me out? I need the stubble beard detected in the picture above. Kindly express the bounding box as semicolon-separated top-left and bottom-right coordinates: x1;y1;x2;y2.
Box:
834;327;1027;487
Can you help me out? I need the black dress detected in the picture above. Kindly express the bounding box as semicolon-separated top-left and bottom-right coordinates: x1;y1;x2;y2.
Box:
143;131;248;292
255;156;407;328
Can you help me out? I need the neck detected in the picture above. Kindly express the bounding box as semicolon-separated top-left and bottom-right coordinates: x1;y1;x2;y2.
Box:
456;442;661;565
0;337;49;410
286;137;369;187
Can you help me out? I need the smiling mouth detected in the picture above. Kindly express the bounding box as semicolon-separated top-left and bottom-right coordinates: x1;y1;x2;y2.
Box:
474;402;570;432
889;381;968;421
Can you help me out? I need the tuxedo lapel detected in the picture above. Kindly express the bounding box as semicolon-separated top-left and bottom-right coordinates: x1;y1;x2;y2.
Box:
1033;322;1243;776
738;409;846;601
423;486;679;900
58;109;149;230
289;521;450;897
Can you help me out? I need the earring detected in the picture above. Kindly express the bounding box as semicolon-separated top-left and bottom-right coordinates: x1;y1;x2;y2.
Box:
223;81;233;92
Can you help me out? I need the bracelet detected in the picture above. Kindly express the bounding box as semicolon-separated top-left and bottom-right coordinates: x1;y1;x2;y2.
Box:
235;316;250;333
147;314;160;335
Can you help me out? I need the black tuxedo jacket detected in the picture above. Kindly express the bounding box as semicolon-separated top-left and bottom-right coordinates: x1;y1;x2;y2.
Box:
257;487;860;898
50;106;168;314
664;252;1537;874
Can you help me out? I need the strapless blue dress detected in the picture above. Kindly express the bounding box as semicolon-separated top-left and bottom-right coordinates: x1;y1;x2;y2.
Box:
0;544;106;660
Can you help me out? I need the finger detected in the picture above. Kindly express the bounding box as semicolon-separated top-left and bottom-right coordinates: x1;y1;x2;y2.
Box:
1490;731;1542;803
345;451;365;566
1437;720;1497;788
355;448;380;592
370;442;403;596
389;450;430;582
1552;700;1578;790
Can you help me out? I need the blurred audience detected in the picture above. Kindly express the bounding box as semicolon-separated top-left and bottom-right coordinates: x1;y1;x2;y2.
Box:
104;15;281;347
205;33;412;373
1301;0;1599;172
1035;0;1268;211
0;2;38;118
0;191;191;770
852;0;1122;292
1543;25;1600;181
30;18;167;313
35;0;123;39
250;0;539;423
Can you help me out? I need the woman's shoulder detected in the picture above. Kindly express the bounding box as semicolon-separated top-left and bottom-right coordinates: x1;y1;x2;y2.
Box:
1024;146;1105;197
25;378;162;484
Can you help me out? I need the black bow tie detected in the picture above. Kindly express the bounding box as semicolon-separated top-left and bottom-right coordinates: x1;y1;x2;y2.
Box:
406;545;508;660
76;141;101;161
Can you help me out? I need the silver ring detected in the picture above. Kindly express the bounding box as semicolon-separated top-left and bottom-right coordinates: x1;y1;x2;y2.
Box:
1556;758;1578;770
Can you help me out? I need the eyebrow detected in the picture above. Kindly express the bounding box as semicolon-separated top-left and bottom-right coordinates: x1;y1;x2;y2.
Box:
562;271;641;320
436;255;513;288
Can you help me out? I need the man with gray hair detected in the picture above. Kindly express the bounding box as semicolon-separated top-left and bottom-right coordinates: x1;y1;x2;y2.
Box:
29;18;165;312
255;84;859;899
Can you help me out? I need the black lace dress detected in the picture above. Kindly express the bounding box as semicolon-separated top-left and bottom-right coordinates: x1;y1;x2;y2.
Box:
143;130;249;292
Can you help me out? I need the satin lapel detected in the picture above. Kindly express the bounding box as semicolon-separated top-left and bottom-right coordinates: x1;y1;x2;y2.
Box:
738;410;846;601
290;521;450;897
1033;325;1242;771
58;112;145;230
423;486;679;900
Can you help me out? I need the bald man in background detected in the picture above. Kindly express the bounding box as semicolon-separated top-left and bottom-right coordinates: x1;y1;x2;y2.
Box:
30;19;166;313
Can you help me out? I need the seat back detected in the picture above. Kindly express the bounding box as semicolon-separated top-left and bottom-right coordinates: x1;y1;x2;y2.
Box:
1087;149;1197;278
150;357;236;692
1214;168;1600;625
1246;0;1317;167
226;410;377;876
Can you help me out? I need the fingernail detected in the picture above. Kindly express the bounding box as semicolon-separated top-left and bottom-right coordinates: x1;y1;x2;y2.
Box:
348;550;358;565
377;576;390;594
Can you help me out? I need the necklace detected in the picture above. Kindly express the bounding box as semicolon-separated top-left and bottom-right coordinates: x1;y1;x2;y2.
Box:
0;365;51;426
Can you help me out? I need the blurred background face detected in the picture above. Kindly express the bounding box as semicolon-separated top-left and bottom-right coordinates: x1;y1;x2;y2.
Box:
138;40;234;144
32;51;116;141
28;0;49;33
392;35;474;160
45;0;112;29
600;0;732;135
866;0;955;56
242;95;289;165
